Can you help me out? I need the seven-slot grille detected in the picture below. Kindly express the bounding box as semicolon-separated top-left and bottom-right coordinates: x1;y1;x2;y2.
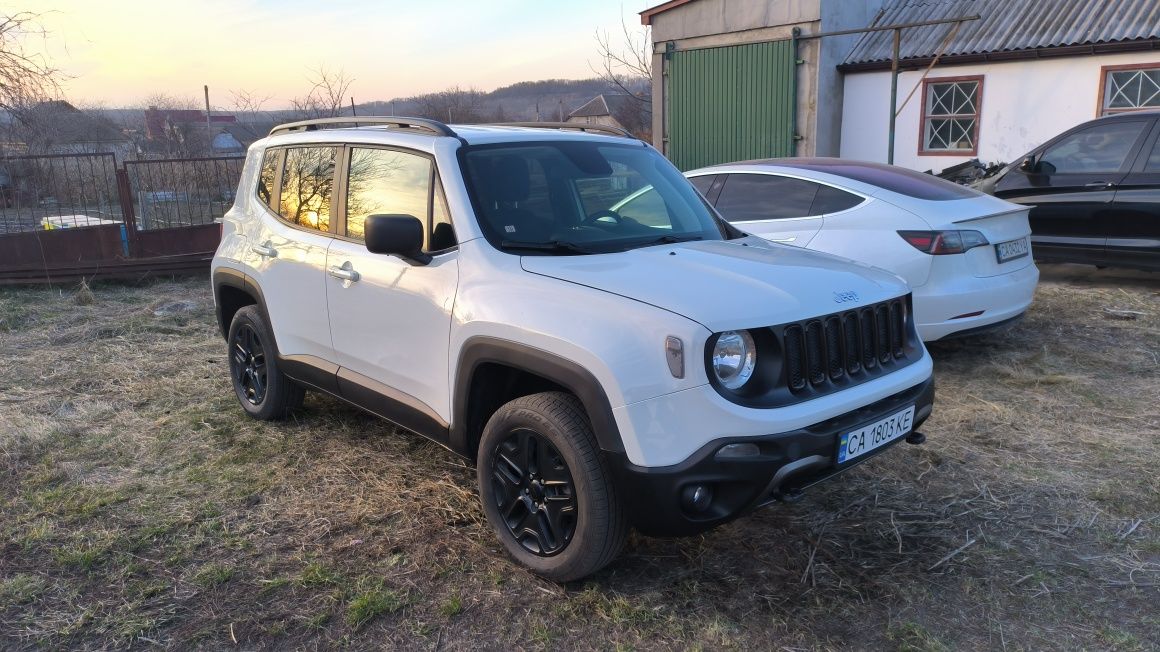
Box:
783;298;908;392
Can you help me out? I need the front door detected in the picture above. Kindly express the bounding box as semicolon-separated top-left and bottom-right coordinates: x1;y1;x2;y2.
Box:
994;118;1151;265
325;146;460;438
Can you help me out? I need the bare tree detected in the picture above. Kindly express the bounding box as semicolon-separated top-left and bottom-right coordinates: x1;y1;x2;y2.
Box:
416;86;496;124
290;67;355;119
591;15;653;104
0;12;63;119
229;89;272;119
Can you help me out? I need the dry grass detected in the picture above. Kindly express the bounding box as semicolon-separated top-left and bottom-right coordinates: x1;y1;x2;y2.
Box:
1;266;1158;650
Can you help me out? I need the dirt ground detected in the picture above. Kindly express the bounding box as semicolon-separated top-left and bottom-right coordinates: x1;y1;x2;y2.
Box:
1;264;1157;650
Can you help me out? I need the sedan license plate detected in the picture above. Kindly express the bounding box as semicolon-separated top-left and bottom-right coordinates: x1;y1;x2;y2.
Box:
995;237;1030;264
837;405;915;464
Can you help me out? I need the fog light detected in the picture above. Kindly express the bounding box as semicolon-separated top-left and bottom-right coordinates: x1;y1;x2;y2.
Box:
715;442;760;459
681;484;713;512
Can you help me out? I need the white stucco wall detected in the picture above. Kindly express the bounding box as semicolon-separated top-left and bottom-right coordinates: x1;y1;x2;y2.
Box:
839;51;1160;173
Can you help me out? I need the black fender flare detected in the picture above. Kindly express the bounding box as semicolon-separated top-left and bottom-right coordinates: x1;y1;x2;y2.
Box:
212;267;269;340
451;336;625;457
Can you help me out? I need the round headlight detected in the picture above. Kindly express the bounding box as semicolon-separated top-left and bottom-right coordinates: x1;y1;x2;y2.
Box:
712;330;756;390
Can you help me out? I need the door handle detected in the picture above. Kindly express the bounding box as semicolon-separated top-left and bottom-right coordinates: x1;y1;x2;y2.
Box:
251;242;278;258
769;237;797;243
1084;181;1116;189
328;263;360;283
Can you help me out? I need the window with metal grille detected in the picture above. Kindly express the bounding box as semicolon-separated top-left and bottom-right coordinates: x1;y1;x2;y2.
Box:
920;77;982;155
1101;65;1160;115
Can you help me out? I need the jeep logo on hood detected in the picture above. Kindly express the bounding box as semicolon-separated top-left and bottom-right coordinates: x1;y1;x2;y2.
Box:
833;290;859;304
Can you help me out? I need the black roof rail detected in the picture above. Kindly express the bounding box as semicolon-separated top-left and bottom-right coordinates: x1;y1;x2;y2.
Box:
268;116;458;138
494;122;636;139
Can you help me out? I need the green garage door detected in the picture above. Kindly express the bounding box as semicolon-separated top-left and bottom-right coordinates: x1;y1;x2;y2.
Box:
666;39;796;171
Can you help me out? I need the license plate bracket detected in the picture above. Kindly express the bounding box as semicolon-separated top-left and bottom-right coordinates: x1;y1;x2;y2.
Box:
836;405;915;465
994;237;1030;264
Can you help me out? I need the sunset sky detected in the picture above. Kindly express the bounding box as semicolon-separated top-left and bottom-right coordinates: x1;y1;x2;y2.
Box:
25;0;653;109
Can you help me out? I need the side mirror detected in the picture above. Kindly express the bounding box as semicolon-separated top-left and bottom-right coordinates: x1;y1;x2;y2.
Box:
364;214;431;265
1019;156;1038;173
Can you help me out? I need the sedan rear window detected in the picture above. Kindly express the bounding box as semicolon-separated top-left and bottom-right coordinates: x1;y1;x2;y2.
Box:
788;161;980;201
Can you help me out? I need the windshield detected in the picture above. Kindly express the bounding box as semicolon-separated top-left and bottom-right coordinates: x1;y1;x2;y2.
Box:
462;141;726;254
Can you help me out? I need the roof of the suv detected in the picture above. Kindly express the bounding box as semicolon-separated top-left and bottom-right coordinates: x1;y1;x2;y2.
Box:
264;118;640;147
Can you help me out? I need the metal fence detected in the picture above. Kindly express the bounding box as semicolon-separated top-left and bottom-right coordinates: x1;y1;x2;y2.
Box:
0;152;245;283
0;153;122;235
124;157;244;230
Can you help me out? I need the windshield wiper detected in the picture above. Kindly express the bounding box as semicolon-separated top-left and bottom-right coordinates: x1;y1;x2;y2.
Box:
629;234;704;249
500;239;595;255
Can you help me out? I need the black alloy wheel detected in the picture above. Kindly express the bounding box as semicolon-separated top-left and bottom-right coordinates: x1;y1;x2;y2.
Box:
490;428;578;556
230;323;267;406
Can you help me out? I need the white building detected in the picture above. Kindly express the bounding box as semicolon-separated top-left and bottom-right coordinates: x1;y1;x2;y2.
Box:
641;0;1160;173
838;0;1160;172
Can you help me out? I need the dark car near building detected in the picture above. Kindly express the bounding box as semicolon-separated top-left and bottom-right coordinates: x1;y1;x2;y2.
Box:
977;110;1160;271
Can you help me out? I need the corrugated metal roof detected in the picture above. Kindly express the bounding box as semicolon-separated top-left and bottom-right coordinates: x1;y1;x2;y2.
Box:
844;0;1160;65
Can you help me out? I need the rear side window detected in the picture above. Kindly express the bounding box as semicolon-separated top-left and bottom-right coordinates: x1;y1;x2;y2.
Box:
811;184;863;214
1039;121;1148;174
256;150;279;207
688;174;716;195
716;174;819;221
278;147;336;232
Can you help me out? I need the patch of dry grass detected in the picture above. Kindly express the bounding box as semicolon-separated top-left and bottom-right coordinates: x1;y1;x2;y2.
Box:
1;267;1157;650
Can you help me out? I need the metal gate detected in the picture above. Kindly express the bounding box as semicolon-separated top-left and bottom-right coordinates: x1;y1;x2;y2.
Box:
0;153;244;284
665;39;797;171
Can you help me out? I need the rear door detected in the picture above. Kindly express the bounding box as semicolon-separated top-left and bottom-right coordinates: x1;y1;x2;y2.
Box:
249;145;337;364
1106;118;1160;269
993;118;1151;264
712;173;861;247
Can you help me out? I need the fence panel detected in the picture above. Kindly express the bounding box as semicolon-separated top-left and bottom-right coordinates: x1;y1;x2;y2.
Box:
123;157;244;230
0;153;122;235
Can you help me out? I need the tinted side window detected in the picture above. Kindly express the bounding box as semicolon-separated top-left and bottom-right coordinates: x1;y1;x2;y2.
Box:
688;174;716;195
278;147;336;231
257;149;278;207
716;174;819;221
1039;121;1147;174
1144;136;1160;172
346;148;432;242
811;185;863;214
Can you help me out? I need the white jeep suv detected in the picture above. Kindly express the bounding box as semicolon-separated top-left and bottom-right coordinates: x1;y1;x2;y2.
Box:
211;117;935;581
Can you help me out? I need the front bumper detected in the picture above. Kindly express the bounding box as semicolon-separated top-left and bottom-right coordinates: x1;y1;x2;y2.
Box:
606;376;934;537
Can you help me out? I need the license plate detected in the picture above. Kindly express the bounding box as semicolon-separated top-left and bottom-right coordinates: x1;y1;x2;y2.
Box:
994;237;1030;263
836;405;915;464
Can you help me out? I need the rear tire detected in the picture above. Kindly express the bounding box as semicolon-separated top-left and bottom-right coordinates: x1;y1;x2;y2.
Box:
226;305;304;420
477;391;627;582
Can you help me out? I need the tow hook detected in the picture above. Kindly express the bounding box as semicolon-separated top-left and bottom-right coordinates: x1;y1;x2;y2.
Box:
905;431;927;445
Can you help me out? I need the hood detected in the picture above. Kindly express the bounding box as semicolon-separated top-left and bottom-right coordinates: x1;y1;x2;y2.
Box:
520;237;909;332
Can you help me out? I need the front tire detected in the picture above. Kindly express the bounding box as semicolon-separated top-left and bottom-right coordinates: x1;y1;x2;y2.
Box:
477;392;627;582
226;305;304;420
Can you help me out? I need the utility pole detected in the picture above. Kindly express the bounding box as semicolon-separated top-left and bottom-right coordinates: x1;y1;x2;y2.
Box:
203;85;211;126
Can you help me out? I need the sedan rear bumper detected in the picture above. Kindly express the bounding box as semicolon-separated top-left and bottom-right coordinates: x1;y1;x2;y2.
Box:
915;260;1038;341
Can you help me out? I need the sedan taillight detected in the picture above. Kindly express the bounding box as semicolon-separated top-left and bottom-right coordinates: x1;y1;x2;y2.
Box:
897;230;989;255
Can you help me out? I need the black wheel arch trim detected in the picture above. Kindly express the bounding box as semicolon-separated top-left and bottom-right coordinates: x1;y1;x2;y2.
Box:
212;267;275;346
452;337;624;457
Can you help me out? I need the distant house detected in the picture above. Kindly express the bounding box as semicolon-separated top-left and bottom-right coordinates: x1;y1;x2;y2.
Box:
15;100;133;162
144;108;237;141
566;94;651;139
